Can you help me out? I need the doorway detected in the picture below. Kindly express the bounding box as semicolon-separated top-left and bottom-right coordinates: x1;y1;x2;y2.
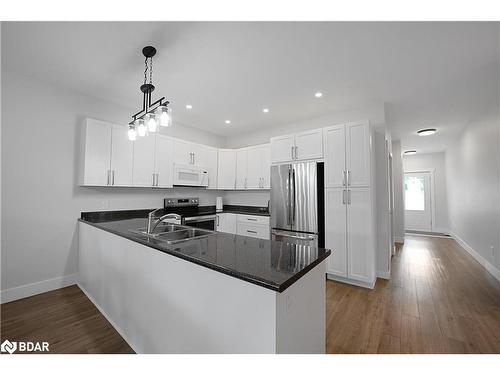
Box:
404;171;433;231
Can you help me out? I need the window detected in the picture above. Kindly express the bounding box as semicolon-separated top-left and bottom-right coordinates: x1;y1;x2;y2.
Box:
404;175;425;211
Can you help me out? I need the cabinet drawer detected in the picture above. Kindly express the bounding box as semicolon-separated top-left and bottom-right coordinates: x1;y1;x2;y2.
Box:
236;223;270;240
236;214;270;226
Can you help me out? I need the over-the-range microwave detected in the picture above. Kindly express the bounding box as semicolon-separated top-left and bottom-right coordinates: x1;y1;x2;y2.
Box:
173;163;209;187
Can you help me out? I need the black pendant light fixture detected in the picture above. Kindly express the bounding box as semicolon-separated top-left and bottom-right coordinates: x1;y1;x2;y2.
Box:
128;46;172;141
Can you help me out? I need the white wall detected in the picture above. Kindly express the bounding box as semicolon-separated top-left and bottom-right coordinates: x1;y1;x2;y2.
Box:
226;101;386;148
445;109;500;272
403;152;449;233
0;70;226;295
391;140;405;243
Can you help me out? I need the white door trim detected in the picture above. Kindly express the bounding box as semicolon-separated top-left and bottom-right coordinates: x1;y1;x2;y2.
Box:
403;168;436;232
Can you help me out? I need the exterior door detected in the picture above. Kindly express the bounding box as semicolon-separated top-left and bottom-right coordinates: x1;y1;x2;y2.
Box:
404;172;432;231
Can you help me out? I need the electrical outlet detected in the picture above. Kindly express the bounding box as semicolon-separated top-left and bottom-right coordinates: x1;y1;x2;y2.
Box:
491;246;495;258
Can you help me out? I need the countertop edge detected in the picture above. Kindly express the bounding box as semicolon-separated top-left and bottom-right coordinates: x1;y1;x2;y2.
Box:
78;219;329;293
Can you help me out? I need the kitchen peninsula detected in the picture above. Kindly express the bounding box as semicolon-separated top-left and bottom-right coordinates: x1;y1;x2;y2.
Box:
78;209;330;354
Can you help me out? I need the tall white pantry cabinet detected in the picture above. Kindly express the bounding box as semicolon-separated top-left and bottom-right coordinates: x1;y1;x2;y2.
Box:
323;121;376;288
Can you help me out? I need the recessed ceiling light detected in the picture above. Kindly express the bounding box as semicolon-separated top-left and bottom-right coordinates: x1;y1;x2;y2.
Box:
417;128;437;136
185;104;193;109
225;120;231;124
262;108;269;113
404;150;417;155
314;92;323;98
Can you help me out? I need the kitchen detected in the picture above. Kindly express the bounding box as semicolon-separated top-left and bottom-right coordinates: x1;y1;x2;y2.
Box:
1;16;500;365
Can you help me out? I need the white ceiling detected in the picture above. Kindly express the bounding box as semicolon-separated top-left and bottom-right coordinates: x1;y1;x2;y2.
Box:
2;22;498;153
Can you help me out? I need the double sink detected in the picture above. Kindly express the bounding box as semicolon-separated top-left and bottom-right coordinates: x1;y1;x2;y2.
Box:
131;224;217;244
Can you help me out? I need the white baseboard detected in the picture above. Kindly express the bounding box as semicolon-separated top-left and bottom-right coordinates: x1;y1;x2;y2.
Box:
376;270;390;280
0;273;79;304
451;231;500;283
433;228;451;235
78;283;140;354
326;273;376;289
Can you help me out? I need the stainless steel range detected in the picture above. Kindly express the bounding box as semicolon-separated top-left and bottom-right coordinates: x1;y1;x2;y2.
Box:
164;197;217;230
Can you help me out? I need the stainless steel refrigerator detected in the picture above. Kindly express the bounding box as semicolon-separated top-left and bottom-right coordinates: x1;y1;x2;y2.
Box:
270;162;324;247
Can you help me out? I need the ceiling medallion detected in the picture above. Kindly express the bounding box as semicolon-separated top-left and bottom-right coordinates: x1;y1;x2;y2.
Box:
128;46;172;141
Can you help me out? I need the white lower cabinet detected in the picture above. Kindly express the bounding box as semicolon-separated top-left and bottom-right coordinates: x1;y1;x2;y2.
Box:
216;213;270;240
325;187;374;287
216;213;237;234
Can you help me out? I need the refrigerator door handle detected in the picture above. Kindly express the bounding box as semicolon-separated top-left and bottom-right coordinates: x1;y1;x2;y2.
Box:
287;167;292;225
291;168;296;225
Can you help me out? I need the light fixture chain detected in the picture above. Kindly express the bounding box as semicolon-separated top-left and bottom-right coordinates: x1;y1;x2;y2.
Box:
149;57;153;84
143;57;148;85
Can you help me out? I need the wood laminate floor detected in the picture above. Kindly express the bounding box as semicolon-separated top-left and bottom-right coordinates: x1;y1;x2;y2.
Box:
326;235;500;353
1;285;134;354
2;235;499;354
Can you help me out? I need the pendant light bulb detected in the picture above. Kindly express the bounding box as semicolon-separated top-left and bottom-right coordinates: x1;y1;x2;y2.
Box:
135;119;146;137
146;113;158;132
157;105;172;127
128;125;137;141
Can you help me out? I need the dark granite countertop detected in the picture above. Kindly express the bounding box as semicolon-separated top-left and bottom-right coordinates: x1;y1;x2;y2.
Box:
79;214;330;292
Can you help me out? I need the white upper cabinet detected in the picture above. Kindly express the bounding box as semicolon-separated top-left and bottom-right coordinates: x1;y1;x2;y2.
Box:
173;139;193;165
270;128;323;163
79;119;112;186
346;121;370;187
236;149;248;189
260;144;271;189
324;121;370;188
132;134;156;187
324;125;346;188
195;145;218;189
110;124;134;186
154;134;174;188
294;129;324;161
217;149;237;189
246;146;262;189
270;135;295;163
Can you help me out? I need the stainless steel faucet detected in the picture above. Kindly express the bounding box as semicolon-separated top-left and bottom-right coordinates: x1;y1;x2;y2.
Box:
147;209;181;234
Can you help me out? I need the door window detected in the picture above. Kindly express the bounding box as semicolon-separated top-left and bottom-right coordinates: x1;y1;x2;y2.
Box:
404;175;425;211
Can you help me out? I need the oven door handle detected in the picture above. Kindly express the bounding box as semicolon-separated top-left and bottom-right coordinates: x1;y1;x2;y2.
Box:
183;215;217;223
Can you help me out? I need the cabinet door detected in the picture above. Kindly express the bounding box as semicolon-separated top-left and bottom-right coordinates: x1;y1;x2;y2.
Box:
81;119;112;185
325;188;347;277
110;124;133;186
294;129;323;160
246;146;262;189
154;134;174;187
216;213;226;232
346;121;370;187
132;135;156;186
217;149;237;189
217;213;237;234
346;188;373;283
324;125;346;188
194;144;218;189
235;149;248;189
173;139;192;165
260;144;271;189
270;135;295;163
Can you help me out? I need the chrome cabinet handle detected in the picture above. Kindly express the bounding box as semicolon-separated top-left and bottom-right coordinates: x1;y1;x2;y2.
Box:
348;190;351;204
244;178;247;189
247;230;257;234
247;218;258;221
106;170;110;185
217;215;220;226
152;173;155;186
193;153;195;164
294;145;298;160
291;146;294;160
342;170;346;186
234;179;236;189
342;190;346;205
112;170;115;185
347;170;350;186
